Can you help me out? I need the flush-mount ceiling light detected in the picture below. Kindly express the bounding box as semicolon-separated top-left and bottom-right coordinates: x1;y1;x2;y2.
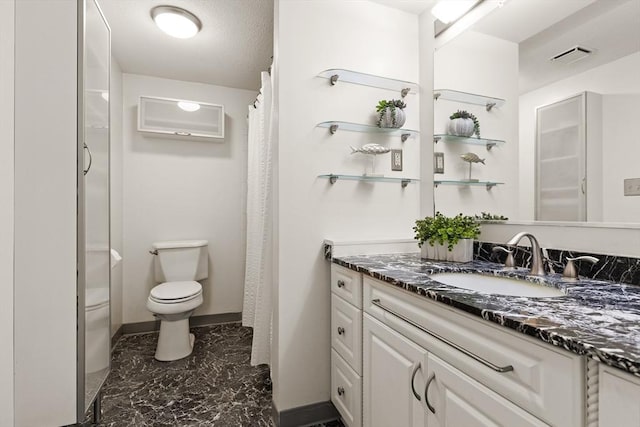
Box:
431;0;477;24
177;101;201;112
151;6;202;39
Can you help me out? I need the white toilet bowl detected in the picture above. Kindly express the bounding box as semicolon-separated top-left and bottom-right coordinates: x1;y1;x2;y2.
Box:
147;281;203;361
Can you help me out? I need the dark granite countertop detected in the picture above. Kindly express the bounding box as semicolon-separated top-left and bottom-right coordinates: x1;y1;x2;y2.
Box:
332;253;640;376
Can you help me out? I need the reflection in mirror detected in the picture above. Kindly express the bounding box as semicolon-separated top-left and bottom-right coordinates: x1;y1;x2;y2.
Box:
433;0;640;224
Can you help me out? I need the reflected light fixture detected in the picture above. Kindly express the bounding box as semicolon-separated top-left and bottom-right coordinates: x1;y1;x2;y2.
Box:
431;0;478;24
151;6;202;39
177;101;201;112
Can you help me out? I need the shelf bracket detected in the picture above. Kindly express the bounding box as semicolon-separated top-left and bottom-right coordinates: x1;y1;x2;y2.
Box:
401;179;410;188
329;124;339;134
401;133;410;142
433;136;441;144
401;88;410;98
486;183;496;190
486;102;497;112
486;142;496;151
433;92;441;101
329;175;338;184
330;74;339;86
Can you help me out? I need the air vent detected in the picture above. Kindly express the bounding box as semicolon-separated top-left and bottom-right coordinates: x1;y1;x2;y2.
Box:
550;46;593;65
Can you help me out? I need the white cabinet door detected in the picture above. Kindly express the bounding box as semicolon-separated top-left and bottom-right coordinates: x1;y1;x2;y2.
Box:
599;364;640;427
363;315;428;427
426;353;548;427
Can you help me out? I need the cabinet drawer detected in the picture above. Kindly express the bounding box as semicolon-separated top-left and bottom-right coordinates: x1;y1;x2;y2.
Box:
364;276;584;427
331;264;362;308
332;294;362;374
332;350;362;427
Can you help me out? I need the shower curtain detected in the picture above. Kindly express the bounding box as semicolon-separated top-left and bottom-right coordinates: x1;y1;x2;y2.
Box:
242;70;274;367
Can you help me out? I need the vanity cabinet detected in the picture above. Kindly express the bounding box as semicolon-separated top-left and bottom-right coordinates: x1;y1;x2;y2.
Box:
330;264;363;427
330;263;587;427
599;364;640;427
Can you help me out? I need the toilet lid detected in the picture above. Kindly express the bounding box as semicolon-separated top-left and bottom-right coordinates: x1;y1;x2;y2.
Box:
150;281;202;302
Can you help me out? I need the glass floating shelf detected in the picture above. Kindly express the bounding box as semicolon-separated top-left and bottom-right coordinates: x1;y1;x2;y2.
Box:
434;179;504;190
319;174;418;188
318;121;419;142
433;134;505;150
318;69;418;97
433;89;505;111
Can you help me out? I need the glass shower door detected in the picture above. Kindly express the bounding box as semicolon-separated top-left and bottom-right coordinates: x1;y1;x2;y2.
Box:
82;0;111;413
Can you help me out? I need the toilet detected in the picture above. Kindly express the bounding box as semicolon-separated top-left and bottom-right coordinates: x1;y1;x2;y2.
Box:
147;239;208;361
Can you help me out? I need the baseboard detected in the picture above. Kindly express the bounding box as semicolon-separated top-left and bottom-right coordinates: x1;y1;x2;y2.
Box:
120;312;242;336
272;401;340;427
111;325;123;350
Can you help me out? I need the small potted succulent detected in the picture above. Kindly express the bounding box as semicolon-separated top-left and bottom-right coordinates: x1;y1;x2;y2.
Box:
448;110;480;138
413;212;480;262
376;99;407;128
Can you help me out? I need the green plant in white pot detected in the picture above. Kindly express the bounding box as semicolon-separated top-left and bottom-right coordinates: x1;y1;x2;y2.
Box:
376;99;407;128
413;212;480;262
448;110;480;138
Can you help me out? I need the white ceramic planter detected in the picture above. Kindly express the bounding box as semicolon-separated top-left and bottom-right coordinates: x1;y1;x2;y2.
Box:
420;239;474;262
379;107;406;128
448;118;475;137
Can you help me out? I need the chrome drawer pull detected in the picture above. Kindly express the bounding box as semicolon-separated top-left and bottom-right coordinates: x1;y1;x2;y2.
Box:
337;386;345;396
337;279;345;288
425;373;436;414
411;362;422;401
337;326;345;335
371;299;514;373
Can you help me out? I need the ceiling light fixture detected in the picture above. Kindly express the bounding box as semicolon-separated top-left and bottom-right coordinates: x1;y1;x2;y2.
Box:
431;0;478;24
151;6;202;39
177;101;201;112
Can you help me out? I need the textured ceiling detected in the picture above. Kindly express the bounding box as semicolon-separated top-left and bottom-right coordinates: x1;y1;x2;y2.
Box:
99;0;274;91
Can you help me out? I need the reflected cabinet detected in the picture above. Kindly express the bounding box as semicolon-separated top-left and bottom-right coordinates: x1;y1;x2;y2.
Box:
535;92;602;221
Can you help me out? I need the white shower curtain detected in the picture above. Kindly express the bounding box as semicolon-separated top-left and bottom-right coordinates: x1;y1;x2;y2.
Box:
243;70;274;367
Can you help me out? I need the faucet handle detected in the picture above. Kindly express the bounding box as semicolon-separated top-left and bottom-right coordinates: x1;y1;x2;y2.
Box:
563;256;599;280
492;246;515;269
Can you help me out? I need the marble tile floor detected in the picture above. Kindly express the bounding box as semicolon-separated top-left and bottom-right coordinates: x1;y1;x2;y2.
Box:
86;323;343;427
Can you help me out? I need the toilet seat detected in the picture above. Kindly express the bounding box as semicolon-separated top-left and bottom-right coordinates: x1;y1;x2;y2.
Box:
149;281;202;304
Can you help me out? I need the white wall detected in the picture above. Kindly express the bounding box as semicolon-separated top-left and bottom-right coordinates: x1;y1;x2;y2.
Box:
275;0;420;411
0;0;15;424
433;30;519;219
111;58;123;335
121;74;255;324
519;52;640;222
14;0;78;424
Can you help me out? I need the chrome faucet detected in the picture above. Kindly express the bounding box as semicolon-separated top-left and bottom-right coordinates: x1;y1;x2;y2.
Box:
506;232;546;276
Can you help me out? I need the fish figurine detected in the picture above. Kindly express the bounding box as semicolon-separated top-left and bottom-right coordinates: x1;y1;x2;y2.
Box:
350;144;391;155
460;152;485;164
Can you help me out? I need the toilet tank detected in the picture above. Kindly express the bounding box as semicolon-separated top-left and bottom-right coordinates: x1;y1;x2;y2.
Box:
152;240;208;283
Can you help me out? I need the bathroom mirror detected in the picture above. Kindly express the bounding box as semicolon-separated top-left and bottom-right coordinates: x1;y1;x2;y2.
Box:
433;0;640;224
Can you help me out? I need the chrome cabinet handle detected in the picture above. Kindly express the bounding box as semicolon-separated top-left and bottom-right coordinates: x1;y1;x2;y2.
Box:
424;373;436;414
337;326;345;335
410;362;422;401
337;386;345;396
83;143;92;176
174;131;191;136
371;299;514;373
337;279;345;288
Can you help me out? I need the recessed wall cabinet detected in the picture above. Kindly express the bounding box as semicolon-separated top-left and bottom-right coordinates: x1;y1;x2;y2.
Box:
138;96;225;139
535;92;602;221
330;264;587;427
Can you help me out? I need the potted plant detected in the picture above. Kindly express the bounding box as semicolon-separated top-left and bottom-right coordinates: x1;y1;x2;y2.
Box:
474;212;509;223
413;212;480;262
376;99;407;128
448;110;480;138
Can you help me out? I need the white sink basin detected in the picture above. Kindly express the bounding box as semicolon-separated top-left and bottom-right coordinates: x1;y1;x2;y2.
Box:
429;272;566;298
